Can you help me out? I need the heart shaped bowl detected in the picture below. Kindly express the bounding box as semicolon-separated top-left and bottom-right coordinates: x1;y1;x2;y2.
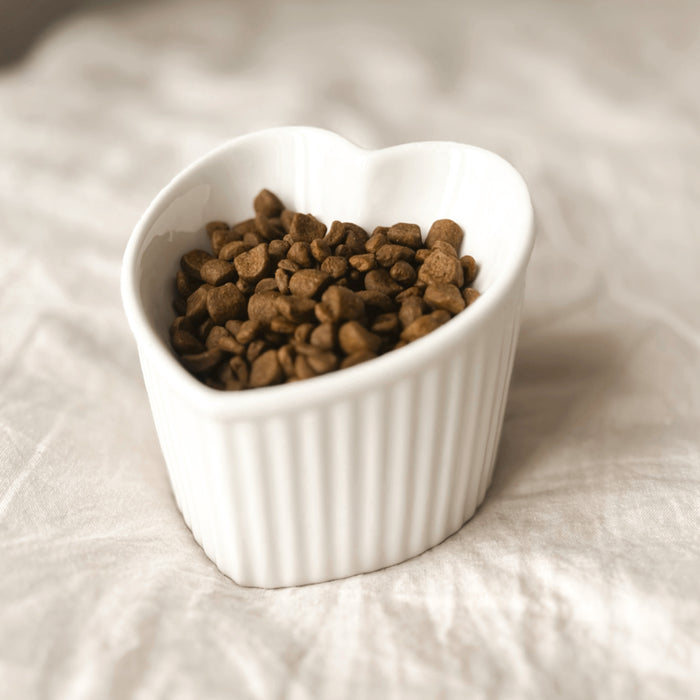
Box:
121;127;534;587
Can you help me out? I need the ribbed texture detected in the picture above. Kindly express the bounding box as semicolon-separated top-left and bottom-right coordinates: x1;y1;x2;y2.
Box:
139;290;524;587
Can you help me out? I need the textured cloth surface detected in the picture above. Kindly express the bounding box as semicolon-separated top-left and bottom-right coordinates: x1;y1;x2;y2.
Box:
1;1;699;698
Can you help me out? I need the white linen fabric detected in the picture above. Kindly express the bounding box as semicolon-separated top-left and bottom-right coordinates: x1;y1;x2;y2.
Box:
0;0;698;698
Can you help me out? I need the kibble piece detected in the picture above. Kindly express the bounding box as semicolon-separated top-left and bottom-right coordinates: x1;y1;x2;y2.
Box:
172;329;205;355
278;258;300;274
170;315;194;336
463;287;480;305
255;278;279;294
255;213;284;241
268;239;290;264
395;286;423;303
181;348;223;375
365;231;388;253
364;269;402;297
387;223;422;249
310;238;331;263
294;323;314;344
288;269;331;298
418;250;464;287
185;285;211;322
244;231;264;246
321;255;348;279
389;260;417;286
248;291;281;325
206;220;230;235
399;296;426;328
460;255;478;285
287;241;314;267
232;218;258;236
321;285;365;322
236;319;262;345
181;250;214;280
338;321;381;355
375;244;415;268
414;248;431;264
424;282;466;315
236;278;255;296
280;209;295;232
229;356;249;386
310;322;336;351
275;268;290;294
205;325;231;350
218;334;246;355
289;213;327;242
176;270;199;300
314;302;334;324
234;243;270;283
219;240;253;261
278;344;296;377
249;349;284;388
200;259;237;286
246;339;268;363
355;290;394;314
254;189;284;218
344;227;369;255
197;318;214;342
224;319;243;337
306;350;339;375
270;316;297;334
324;221;347;247
432;240;459;257
275;295;316;323
349;253;376;272
294;354;317;380
371;313;400;335
425;219;464;253
341;351;377;369
431;309;452;326
400;314;442;342
210;228;240;255
207;282;247;324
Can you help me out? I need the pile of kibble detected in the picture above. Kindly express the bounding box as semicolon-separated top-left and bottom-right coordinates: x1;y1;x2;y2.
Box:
170;189;479;390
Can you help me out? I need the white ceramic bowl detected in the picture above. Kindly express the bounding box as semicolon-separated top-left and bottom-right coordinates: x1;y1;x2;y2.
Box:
121;127;534;588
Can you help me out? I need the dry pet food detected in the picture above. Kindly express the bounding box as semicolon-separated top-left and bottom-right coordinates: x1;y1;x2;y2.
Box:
170;190;480;390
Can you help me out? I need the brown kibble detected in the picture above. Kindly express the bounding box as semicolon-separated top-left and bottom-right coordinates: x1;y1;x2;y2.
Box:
371;313;400;335
400;314;441;342
234;243;270;282
306;350;339;375
340;351;377;369
287;241;314;267
197;318;214;341
278;344;296;377
236;319;262;345
364;269;402;297
255;278;279;294
425;219;464;253
219;240;254;261
275;268;290;294
321;255;348;279
255;213;284;241
389;260;417;286
224;319;243;337
460;255;478;285
236;278;255;296
210;228;241;255
365;231;388;253
275;295;317;323
431;309;452;326
278;258;300;274
181;348;223;375
254;189;284;218
232;218;258;236
288;269;331;298
185;285;211;323
399;296;426;328
294;323;314;344
463;287;480;305
176;270;199;299
355;290;394;314
321;285;365;322
269;316;297;334
289;213;327;242
268;238;290;264
349;253;376;272
424;282;466;315
395;286;423;303
206;220;229;235
243;231;264;246
246;339;268;363
294;354;317;380
310;322;336;351
200;259;237;286
375;244;414;268
344;227;368;255
414;248;431;264
170;315;194;336
229;356;249;386
432;240;458;257
387;223;422;249
207;282;246;324
248;291;281;325
249;349;284;388
310;238;331;263
174;299;186;321
324;220;346;247
205;325;231;350
314;302;334;324
418;250;464;287
218;335;246;355
171;329;205;355
280;209;295;232
338;321;381;355
181;250;214;280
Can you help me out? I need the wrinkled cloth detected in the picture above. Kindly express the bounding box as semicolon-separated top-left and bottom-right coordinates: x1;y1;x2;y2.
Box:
0;0;699;698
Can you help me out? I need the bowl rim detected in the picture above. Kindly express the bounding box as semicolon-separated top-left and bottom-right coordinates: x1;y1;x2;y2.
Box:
121;126;534;417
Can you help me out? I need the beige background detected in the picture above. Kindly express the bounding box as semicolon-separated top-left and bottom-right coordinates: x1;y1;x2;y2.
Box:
0;0;698;698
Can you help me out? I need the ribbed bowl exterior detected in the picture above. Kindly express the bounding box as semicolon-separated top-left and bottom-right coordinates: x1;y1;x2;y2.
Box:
138;280;524;588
